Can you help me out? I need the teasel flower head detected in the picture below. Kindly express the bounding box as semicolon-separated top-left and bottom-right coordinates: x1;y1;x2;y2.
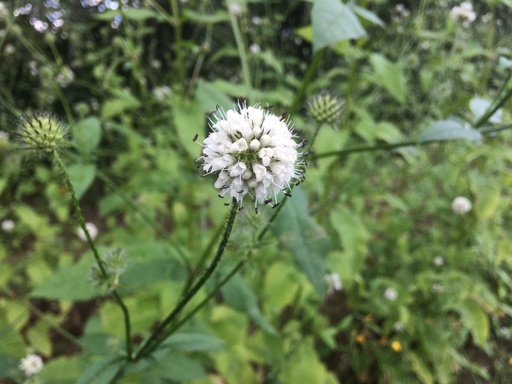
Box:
307;91;344;127
197;100;306;211
16;111;68;155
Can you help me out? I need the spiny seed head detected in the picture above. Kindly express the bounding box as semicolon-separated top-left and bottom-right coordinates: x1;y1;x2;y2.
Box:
307;92;344;126
16;111;68;155
104;247;129;276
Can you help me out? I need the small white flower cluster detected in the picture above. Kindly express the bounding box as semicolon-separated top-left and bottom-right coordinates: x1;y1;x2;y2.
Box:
152;85;172;101
249;43;261;55
450;2;476;27
384;287;398;301
1;219;14;232
325;272;342;293
395;4;410;19
451;196;472;215
56;66;75;88
19;354;43;376
198;101;305;211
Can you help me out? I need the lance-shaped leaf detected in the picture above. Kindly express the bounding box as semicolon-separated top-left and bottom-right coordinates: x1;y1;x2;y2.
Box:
418;119;482;144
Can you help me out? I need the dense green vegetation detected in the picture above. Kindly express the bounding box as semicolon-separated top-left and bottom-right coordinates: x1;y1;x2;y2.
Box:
1;0;512;382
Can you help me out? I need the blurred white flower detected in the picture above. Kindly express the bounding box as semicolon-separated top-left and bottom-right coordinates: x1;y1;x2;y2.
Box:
56;66;74;88
450;2;476;27
198;101;305;210
393;321;404;332
19;354;43;376
77;222;99;242
433;256;445;266
384;287;398;301
5;44;15;55
152;85;172;101
249;43;261;54
395;4;410;18
1;219;14;232
432;282;445;293
0;2;8;20
251;16;262;25
229;3;243;16
325;272;342;293
451;196;472;214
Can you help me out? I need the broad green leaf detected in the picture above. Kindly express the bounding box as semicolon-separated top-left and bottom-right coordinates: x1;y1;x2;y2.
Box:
272;187;328;297
72;117;102;155
408;352;434;384
312;0;366;52
67;163;96;200
349;4;385;27
76;356;125;384
222;274;278;335
0;354;19;379
283;338;336;384
173;99;204;159
196;80;233;114
369;53;408;103
455;300;489;348
0;318;26;357
149;352;207;382
160;332;225;352
418;119;482;143
39;357;81;384
31;255;106;301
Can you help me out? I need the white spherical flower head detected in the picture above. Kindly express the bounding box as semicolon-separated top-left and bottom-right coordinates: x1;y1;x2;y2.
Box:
19;354;44;376
384;287;398;301
199;101;306;211
77;222;99;242
451;196;472;214
1;219;14;233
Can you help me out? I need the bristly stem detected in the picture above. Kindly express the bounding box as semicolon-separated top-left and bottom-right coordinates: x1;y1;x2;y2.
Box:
52;151;133;359
134;203;238;360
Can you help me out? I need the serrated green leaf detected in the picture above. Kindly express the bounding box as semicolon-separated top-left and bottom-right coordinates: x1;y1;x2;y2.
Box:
312;0;366;52
272;187;328;297
418;119;482;143
455;300;489;348
67;163;96;200
72;117;102;156
222;274;278;335
160;332;225;352
76;356;125;384
101;90;140;119
369;53;408;103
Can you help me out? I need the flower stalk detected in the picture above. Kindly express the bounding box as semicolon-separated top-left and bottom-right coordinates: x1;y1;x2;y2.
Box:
134;203;238;360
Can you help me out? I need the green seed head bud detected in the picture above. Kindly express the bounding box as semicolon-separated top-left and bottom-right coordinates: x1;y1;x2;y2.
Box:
16;111;69;155
307;92;344;126
88;265;107;287
104;248;129;276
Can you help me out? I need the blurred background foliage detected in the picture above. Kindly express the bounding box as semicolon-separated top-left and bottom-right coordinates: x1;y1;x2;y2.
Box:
1;0;512;382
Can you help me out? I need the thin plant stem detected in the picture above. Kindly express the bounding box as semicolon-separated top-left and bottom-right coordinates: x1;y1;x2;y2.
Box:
289;49;325;116
52;151;133;359
170;0;185;96
474;76;512;128
229;8;252;101
134;203;238;360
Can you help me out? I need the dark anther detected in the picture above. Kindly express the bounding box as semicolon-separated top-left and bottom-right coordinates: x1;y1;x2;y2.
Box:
264;199;272;205
192;133;199;142
272;203;280;209
263;105;273;111
255;207;259;214
221;184;229;189
218;194;224;198
208;166;213;173
237;189;244;194
224;202;230;206
284;191;292;197
279;111;288;121
295;181;301;186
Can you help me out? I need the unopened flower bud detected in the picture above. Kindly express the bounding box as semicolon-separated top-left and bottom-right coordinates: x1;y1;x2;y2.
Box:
307;92;344;126
17;111;68;155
